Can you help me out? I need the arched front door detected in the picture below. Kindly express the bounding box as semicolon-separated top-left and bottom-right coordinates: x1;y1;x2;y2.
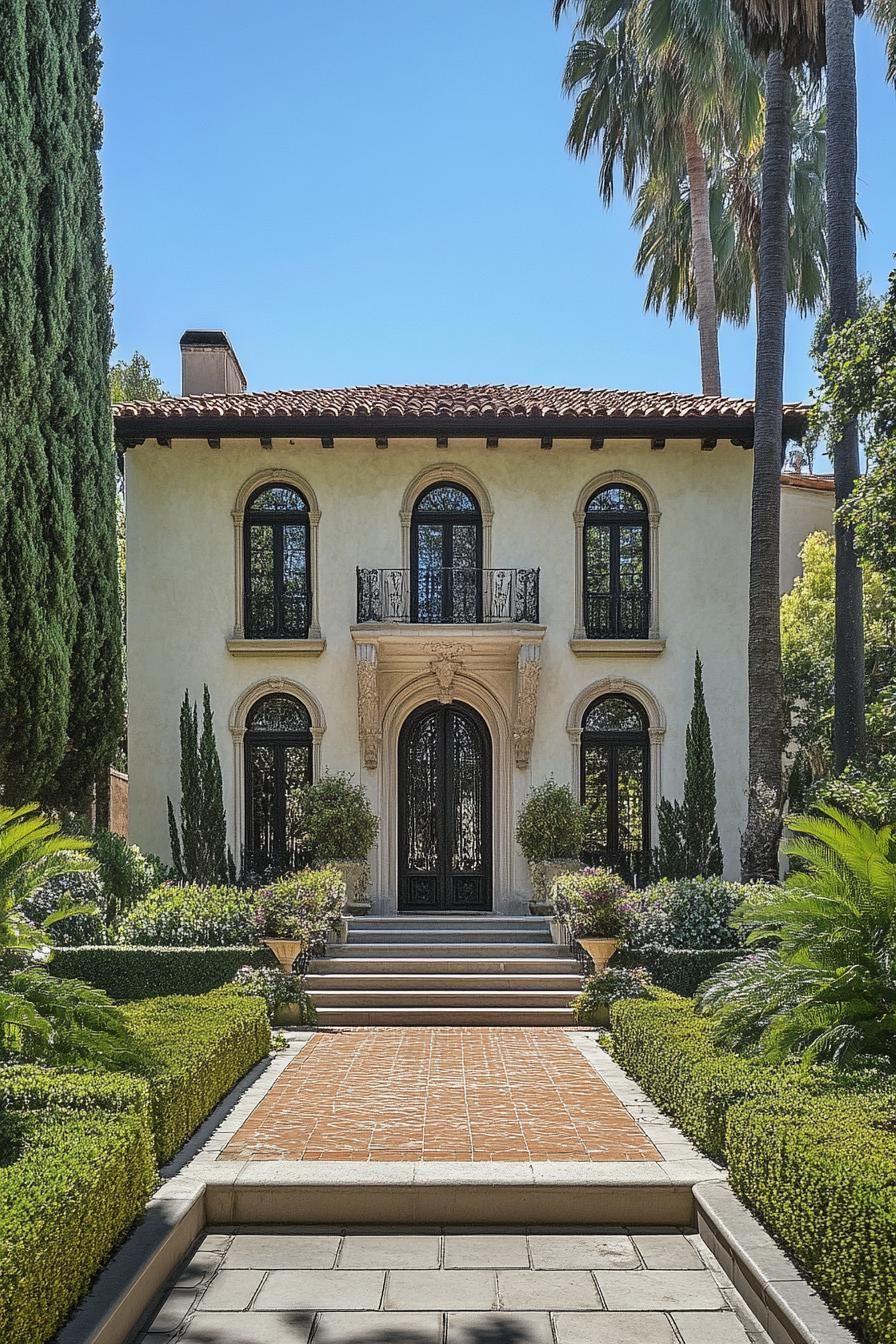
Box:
398;701;492;912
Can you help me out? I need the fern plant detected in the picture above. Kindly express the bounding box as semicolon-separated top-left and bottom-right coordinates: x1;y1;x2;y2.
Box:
697;806;896;1065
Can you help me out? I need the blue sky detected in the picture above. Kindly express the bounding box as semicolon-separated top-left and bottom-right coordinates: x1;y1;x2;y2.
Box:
101;1;894;407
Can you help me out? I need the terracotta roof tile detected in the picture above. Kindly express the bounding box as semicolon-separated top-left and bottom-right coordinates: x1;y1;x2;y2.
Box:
780;471;835;491
113;382;808;433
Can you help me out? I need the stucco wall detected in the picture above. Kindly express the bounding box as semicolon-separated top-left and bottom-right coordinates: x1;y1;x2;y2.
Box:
126;435;758;900
780;482;835;593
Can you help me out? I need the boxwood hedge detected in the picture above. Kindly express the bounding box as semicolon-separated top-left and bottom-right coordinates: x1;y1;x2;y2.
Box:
124;986;271;1162
728;1092;896;1344
0;1072;156;1344
616;945;746;996
51;945;274;1001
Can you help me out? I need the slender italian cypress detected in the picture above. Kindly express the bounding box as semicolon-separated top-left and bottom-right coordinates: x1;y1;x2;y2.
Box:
168;687;232;882
683;652;724;876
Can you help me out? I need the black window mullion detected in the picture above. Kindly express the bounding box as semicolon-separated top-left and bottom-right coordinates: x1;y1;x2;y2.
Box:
609;524;621;637
272;521;284;636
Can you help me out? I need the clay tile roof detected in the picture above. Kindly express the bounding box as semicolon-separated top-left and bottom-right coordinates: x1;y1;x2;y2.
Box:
113;383;809;441
780;471;835;491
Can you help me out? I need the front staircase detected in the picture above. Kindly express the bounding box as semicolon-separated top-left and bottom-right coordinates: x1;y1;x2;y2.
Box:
304;915;583;1026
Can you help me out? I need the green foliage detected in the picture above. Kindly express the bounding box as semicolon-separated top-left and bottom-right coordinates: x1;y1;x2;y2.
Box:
728;1091;896;1344
0;804;96;953
50;945;274;1001
231;965;318;1025
653;654;723;878
252;867;346;947
124;987;270;1163
0;1064;150;1118
295;771;378;862
573;966;653;1024
0;1104;155;1344
17;871;107;946
91;829;168;926
0;0;122;810
167;686;235;884
116;883;255;947
616;944;747;995
516;779;588;863
630;877;758;950
699;807;896;1064
552;867;632;938
109;351;167;403
812;756;896;827
1;970;136;1068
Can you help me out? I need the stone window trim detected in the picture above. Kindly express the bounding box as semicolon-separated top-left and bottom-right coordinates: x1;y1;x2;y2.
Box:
399;463;494;572
231;468;322;642
566;676;666;828
573;470;661;641
229;677;326;863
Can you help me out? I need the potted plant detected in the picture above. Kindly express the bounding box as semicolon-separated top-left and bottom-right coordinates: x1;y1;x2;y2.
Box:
552;867;632;971
253;868;347;971
515;779;588;913
293;773;378;914
571;965;654;1027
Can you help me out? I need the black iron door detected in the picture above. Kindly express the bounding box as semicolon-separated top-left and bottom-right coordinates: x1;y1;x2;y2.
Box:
398;701;492;911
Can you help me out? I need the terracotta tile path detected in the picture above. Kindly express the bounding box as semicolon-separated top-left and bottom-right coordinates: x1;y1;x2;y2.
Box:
220;1028;660;1163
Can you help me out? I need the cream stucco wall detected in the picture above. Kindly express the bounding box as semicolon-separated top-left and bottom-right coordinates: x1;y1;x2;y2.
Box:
780;482;835;593
126;435;760;908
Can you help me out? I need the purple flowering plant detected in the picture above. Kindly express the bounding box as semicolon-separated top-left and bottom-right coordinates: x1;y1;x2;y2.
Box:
552;867;634;940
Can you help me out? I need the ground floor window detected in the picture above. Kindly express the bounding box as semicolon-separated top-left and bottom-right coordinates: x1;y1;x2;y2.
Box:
581;693;649;884
244;693;313;877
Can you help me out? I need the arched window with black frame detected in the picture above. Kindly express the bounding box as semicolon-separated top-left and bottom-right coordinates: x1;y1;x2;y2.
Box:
411;482;482;624
244;694;313;877
244;484;310;638
581;694;650;884
583;485;649;638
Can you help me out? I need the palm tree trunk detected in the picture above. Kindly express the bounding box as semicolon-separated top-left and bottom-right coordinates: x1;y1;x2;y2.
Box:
826;0;866;771
741;52;792;883
682;117;722;397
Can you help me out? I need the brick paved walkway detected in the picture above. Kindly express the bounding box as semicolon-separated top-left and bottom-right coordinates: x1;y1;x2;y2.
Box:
220;1029;661;1163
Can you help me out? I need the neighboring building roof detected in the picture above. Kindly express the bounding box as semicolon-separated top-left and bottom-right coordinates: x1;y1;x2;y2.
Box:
780;471;835;492
113;383;809;444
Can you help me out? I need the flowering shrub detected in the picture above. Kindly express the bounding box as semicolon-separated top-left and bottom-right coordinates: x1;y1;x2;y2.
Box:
629;877;771;951
253;867;346;950
232;965;318;1025
116;884;255;947
552;868;633;939
18;873;107;947
573;966;654;1023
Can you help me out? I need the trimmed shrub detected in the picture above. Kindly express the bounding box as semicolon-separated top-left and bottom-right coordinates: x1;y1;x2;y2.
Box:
728;1091;896;1344
50;945;274;1000
0;1071;155;1344
617;944;747;995
116;883;255;946
124;987;270;1162
295;771;378;862
516;779;587;863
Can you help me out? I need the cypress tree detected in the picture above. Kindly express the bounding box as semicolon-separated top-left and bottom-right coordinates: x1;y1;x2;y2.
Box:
168;687;232;883
683;652;724;876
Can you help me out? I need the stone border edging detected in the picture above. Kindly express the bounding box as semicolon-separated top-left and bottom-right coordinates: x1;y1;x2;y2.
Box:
694;1182;859;1344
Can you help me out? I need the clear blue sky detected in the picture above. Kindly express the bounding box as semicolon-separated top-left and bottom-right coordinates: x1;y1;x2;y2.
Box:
101;1;894;408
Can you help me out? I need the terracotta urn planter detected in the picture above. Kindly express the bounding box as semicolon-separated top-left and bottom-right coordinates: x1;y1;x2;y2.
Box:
261;938;305;975
576;936;620;973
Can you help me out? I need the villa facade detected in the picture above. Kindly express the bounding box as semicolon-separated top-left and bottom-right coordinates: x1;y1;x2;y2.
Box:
115;331;830;913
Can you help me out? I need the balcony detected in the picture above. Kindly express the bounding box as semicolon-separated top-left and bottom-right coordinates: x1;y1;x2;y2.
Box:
356;567;540;625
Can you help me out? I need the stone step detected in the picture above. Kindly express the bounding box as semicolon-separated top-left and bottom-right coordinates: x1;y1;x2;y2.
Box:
313;1006;578;1026
310;957;580;976
347;928;552;945
304;973;583;992
351;916;545;927
308;988;578;1008
328;942;570;960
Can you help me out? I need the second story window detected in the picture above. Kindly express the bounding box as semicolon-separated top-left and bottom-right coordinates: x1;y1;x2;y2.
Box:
244;484;310;638
411;482;482;623
584;484;649;639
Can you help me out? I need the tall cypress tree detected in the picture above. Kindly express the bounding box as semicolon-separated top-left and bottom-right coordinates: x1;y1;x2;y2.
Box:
168;687;233;883
683;652;724;876
0;0;121;809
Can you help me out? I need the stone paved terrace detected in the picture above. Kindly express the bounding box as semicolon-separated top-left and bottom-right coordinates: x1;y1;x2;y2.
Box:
219;1029;661;1163
138;1225;769;1343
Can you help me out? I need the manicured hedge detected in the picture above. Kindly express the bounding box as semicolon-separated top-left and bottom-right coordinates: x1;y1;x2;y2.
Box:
0;1072;156;1344
124;986;271;1163
616;945;746;996
609;990;792;1159
728;1091;896;1344
51;945;274;1001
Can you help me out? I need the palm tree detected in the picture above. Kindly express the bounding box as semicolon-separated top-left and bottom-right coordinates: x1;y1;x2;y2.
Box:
632;77;828;328
554;0;761;395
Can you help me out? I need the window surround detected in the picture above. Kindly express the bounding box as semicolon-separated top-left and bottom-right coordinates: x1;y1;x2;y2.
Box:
572;471;661;648
400;464;494;573
229;678;325;864
229;469;324;652
566;677;665;829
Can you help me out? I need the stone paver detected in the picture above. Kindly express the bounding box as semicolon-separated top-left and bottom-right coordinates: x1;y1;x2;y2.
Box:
139;1228;771;1344
219;1029;661;1162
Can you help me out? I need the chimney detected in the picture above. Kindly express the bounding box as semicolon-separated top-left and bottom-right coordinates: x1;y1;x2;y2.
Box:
180;330;247;397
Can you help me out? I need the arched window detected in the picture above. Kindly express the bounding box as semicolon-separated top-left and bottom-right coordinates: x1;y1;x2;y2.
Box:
581;694;650;883
244;693;313;876
583;485;649;638
244;484;310;638
411;482;482;623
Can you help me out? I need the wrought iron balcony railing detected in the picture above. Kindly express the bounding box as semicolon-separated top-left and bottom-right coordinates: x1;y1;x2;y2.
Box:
357;567;540;625
584;588;649;639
